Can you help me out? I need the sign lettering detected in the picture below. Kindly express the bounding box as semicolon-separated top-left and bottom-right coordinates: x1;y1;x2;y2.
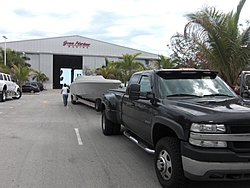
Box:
63;40;90;48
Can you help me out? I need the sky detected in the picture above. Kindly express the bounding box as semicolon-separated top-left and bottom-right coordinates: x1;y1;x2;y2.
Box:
1;0;249;56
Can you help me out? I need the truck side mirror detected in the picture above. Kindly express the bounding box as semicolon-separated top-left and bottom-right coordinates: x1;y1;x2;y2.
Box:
129;84;140;100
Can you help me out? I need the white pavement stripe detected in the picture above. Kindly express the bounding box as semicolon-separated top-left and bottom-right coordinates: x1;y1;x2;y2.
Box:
74;128;83;145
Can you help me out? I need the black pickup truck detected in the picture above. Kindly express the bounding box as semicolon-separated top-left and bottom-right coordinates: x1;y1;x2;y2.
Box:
101;69;250;188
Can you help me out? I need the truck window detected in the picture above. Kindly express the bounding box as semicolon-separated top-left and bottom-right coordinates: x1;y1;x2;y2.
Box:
7;75;11;81
129;74;140;85
3;74;7;81
0;74;3;80
139;76;151;93
126;73;141;95
245;75;250;88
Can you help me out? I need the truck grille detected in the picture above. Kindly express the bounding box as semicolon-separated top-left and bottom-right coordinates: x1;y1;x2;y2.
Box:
230;126;250;134
228;125;250;152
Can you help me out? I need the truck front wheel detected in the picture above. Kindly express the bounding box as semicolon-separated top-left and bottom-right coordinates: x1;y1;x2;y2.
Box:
101;110;113;135
154;137;186;188
0;89;6;102
13;88;22;99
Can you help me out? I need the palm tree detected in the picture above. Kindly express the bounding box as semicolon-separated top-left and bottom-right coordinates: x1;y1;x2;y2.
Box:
11;64;32;91
95;58;118;79
32;70;49;83
154;55;177;69
0;47;3;65
0;63;12;73
105;59;117;78
0;47;31;71
184;0;250;87
3;48;30;68
115;53;145;86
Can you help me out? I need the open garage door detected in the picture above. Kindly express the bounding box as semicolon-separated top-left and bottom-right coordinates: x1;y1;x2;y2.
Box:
53;55;82;89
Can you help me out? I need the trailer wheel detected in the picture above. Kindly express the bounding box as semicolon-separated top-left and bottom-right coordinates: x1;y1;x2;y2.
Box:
95;99;101;112
154;137;186;188
71;95;77;104
101;110;114;135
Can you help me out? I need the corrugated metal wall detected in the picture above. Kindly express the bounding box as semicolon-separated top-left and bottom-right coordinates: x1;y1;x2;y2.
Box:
0;35;159;89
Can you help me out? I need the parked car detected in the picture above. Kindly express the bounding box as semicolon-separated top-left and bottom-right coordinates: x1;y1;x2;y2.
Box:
22;83;40;93
31;82;44;91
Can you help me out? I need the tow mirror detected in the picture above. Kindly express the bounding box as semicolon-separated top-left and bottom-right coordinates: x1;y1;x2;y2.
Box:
129;84;140;100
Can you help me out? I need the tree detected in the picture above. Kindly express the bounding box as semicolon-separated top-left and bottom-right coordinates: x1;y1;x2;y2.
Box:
183;0;250;87
169;33;211;69
154;55;177;69
11;64;32;91
83;65;92;75
0;48;30;68
115;53;145;86
0;63;12;73
95;57;117;79
32;70;49;83
0;47;48;89
0;47;31;72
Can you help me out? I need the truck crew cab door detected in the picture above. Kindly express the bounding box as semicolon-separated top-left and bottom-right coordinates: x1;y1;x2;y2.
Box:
122;75;152;142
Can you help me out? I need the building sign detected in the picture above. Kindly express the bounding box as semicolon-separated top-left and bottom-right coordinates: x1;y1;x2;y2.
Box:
63;40;90;48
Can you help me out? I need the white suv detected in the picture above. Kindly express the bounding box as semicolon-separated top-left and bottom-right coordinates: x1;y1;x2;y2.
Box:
0;72;22;102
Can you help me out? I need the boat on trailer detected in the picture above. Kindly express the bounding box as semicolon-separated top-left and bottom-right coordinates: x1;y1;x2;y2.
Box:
70;75;121;111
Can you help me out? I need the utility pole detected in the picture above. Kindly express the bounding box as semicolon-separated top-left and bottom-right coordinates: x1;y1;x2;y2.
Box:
3;36;7;66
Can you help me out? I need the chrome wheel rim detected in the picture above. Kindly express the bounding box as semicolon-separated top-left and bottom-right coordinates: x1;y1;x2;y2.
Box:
3;91;6;100
16;90;21;98
156;149;172;180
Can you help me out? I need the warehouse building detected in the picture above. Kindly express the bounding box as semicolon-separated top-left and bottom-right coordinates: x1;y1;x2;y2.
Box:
0;35;159;89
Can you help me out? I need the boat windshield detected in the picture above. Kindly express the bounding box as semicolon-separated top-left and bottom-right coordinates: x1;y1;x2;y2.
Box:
156;71;237;99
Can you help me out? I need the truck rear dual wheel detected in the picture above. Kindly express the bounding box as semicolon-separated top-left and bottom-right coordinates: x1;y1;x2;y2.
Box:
101;110;121;135
154;137;187;188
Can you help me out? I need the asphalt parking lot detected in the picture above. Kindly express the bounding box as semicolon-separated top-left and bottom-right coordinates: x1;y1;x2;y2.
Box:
0;89;250;188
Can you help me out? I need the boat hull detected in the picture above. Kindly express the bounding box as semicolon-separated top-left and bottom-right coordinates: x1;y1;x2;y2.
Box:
70;75;121;102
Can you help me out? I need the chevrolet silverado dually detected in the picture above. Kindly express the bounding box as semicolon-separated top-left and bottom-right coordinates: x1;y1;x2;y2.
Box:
101;69;250;188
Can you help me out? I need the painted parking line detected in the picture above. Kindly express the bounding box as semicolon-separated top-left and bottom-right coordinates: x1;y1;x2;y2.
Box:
0;106;13;109
74;128;83;145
